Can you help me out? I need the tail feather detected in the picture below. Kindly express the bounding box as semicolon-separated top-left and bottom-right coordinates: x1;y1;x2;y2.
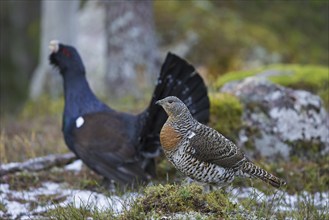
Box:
190;97;210;120
185;91;208;117
169;71;200;95
154;55;187;99
242;161;286;188
138;52;210;158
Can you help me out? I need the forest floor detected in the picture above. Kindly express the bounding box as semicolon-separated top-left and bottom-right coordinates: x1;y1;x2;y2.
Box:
1;97;328;219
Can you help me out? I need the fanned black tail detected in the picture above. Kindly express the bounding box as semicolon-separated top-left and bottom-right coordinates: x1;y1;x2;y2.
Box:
138;52;210;159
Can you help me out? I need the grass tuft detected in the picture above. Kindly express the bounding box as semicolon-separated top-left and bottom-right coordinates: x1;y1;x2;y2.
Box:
121;183;235;219
46;202;116;220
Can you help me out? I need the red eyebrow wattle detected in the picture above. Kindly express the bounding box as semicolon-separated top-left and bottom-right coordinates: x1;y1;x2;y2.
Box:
62;48;71;57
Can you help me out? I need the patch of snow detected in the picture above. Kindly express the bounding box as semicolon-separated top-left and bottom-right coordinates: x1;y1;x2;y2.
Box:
1;178;328;219
65;159;83;172
0;183;9;191
42;181;61;192
68;190;121;212
0;181;137;219
0;162;20;171
229;187;329;214
3;201;29;218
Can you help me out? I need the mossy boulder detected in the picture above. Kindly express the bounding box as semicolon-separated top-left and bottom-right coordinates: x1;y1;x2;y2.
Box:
211;71;328;193
220;76;328;161
214;64;329;110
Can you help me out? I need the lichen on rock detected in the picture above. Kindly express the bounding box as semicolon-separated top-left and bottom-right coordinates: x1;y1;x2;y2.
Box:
220;77;328;161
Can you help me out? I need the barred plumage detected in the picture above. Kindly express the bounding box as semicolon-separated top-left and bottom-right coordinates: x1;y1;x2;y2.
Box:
157;96;286;188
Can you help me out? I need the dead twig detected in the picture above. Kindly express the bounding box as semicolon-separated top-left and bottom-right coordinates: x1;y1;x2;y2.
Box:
0;152;77;176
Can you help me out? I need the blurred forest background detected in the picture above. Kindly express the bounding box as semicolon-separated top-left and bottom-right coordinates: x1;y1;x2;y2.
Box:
0;0;328;115
0;1;328;218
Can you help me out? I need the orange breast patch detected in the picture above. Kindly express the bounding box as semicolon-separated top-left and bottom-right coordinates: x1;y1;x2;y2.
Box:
160;124;182;151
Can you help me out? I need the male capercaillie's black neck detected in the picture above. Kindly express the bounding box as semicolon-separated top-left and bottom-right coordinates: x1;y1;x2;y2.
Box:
62;72;109;119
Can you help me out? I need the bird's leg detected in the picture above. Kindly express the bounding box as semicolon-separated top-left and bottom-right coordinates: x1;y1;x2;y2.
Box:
102;178;117;193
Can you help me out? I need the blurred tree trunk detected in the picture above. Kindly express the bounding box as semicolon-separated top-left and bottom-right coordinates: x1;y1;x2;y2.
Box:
29;1;79;100
0;0;40;114
104;0;159;98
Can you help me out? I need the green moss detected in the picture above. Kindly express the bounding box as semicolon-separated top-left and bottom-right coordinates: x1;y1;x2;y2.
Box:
0;201;7;213
267;64;328;90
209;93;243;141
318;89;329;111
214;64;329;110
214;69;261;89
121;183;235;219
